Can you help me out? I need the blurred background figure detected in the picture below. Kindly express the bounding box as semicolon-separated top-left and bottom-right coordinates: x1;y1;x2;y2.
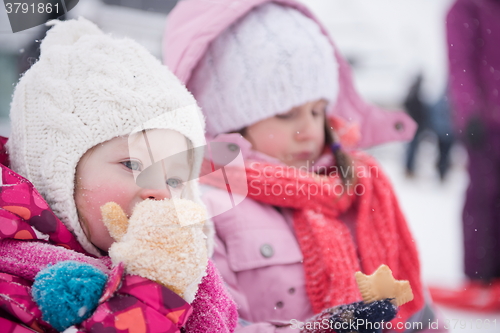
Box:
429;0;500;312
404;73;454;181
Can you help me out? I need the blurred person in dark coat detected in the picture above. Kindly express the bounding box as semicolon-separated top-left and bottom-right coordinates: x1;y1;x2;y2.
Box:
404;74;454;181
430;0;500;312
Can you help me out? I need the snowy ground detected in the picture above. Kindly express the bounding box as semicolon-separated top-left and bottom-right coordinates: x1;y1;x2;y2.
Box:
367;139;500;333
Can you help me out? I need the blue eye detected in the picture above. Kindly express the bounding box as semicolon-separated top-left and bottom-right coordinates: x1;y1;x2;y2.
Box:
167;178;183;189
121;160;142;171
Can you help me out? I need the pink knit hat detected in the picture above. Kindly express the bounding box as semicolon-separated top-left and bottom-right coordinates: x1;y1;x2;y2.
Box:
188;2;339;136
163;0;417;148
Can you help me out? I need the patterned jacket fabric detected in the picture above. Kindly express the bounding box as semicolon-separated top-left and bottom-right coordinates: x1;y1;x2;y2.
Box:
0;137;237;333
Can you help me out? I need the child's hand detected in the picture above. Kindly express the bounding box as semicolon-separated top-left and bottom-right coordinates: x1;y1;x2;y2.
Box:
101;199;208;303
299;299;397;333
328;299;397;333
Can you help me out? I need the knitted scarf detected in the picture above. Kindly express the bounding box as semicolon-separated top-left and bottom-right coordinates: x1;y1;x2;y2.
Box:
201;151;423;327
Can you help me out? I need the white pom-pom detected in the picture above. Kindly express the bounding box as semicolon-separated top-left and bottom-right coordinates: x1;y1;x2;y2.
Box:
41;17;102;52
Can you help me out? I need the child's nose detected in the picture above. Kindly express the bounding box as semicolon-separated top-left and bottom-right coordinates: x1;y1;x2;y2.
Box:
296;117;317;140
139;187;172;201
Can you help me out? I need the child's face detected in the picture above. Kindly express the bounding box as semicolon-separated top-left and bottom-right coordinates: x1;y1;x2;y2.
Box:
74;129;189;252
245;99;327;168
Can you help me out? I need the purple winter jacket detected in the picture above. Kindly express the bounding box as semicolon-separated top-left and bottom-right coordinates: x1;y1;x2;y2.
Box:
447;0;500;132
0;138;237;333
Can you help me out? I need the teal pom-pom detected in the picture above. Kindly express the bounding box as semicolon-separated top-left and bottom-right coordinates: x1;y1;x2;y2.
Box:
32;261;107;331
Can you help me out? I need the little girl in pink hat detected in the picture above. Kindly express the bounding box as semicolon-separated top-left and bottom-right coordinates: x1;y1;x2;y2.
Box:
164;0;446;332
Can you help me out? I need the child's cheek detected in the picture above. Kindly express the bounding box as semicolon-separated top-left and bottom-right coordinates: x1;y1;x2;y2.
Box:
89;183;135;216
265;136;290;161
78;183;135;252
78;182;135;223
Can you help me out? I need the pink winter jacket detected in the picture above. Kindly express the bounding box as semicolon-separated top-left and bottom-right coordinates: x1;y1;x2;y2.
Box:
0;138;237;333
198;133;446;333
163;0;417;149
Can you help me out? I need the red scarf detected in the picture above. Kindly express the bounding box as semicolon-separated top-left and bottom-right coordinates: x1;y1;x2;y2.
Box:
201;151;423;327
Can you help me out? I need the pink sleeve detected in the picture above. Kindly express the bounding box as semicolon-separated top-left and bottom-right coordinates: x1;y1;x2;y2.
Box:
0;239;109;281
78;268;192;333
183;260;238;332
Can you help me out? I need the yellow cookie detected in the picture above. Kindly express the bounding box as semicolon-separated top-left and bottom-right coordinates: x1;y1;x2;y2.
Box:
355;265;414;306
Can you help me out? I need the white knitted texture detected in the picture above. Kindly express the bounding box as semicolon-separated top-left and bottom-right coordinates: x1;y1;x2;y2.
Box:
7;18;206;257
189;2;339;136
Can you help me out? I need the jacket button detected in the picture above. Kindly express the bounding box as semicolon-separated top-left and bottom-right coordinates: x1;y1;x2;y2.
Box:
394;121;404;131
276;301;284;309
260;244;274;258
227;143;239;152
288;287;295;294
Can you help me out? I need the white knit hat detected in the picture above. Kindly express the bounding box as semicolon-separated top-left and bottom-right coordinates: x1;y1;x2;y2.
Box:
7;18;206;257
188;2;339;136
